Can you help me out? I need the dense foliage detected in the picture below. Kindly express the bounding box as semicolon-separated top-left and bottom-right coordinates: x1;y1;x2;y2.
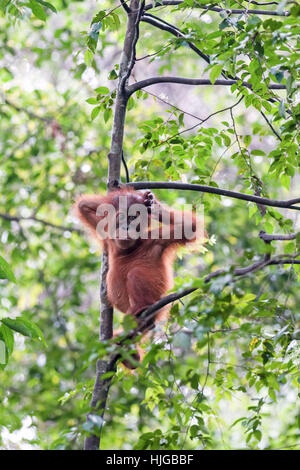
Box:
0;0;299;450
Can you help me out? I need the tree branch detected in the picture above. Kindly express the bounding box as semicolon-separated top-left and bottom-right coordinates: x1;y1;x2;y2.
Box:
3;97;52;123
249;0;279;6
248;1;279;5
116;253;300;343
144;88;206;121
259;110;282;141
205;254;300;282
144;1;289;16
140;13;284;138
141;14;211;68
84;253;115;451
0;212;81;233
90;231;299;370
193;6;289;16
126;181;300;211
259;230;298;242
107;1;143;187
122;1;145;87
83;0;297;449
127;76;286;96
122;288;198;342
120;0;131;14
122;149;130;183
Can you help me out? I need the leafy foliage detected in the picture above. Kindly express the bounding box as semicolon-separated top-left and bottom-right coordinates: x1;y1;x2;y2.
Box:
0;0;299;450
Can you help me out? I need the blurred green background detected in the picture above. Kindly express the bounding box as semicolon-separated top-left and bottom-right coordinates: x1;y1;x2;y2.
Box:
0;0;299;450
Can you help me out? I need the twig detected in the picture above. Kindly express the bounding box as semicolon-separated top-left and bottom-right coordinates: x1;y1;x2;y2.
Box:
260;110;282;141
144;88;205;121
122;149;130;183
100;0;131;19
147;91;206;124
229;106;265;212
136;40;174;61
140;14;286;135
116;253;300;342
0;212;81;233
3;98;52;123
155;96;243;147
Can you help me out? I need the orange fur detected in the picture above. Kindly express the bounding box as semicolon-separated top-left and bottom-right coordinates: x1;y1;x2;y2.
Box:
74;188;202;368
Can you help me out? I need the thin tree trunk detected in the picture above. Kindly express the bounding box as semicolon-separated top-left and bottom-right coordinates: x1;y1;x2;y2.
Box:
84;0;141;450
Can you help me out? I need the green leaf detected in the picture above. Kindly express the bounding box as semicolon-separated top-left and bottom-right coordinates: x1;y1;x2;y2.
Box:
1;317;46;345
2;318;33;336
84;49;93;66
0;324;14;356
29;0;47;21
241;293;256;303
230;417;247;428
219;18;230;30
209;64;224;84
0;338;6;367
91;106;101;120
178;112;184;127
0;255;16;282
244;135;251;147
91;11;106;24
36;0;57;13
0;324;14;366
278;100;286;118
104;108;112;123
248;15;261;27
110;12;120;30
89;21;102;41
94;86;109;95
290;3;300;16
280;173;290;190
263;18;282;31
251;149;265;156
254;430;262;442
108;69;118;80
86;97;98;105
270;67;284;84
0;0;11;13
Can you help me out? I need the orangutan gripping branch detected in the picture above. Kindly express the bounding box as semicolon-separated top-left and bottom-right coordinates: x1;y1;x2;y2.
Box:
75;187;204;366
